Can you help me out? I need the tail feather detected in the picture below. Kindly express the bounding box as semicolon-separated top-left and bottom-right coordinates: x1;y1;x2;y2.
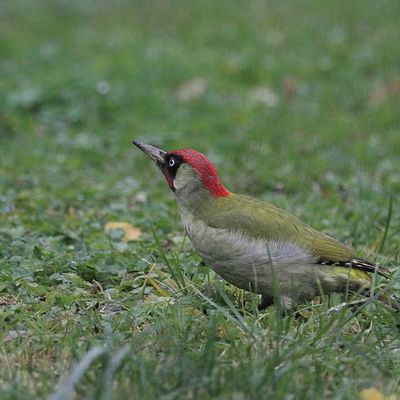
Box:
317;257;399;311
317;257;390;278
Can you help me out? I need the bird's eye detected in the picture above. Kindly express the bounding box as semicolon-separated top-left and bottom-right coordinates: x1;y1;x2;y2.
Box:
169;158;175;167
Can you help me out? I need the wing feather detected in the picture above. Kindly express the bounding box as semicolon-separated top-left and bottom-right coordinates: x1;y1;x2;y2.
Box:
201;194;388;278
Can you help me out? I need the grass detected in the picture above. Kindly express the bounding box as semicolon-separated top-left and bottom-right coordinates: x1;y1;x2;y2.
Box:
1;0;400;398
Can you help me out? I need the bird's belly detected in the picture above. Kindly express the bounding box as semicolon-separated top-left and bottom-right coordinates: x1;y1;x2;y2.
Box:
183;217;317;294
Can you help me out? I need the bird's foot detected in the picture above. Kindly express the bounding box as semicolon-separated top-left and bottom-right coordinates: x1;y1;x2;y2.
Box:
258;295;274;311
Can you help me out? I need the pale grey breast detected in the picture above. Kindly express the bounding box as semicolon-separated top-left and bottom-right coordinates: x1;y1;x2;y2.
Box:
181;210;316;294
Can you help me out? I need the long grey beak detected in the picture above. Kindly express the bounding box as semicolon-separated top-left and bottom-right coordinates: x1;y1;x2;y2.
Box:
132;140;167;165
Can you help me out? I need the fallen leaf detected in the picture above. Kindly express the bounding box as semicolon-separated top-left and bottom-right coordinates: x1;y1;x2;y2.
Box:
360;388;397;400
147;278;169;297
177;78;206;101
104;222;141;242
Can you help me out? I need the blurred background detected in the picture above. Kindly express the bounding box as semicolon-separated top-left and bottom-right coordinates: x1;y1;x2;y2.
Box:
1;1;400;397
1;0;400;248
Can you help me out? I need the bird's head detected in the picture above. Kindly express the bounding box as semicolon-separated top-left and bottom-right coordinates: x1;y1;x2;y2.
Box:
133;140;230;203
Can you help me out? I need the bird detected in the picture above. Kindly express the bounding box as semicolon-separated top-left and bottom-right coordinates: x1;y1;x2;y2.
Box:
133;140;395;311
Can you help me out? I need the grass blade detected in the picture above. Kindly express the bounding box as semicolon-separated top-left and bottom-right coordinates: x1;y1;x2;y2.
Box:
49;346;107;400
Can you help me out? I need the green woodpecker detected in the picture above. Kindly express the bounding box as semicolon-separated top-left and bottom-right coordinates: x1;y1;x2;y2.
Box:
133;140;393;311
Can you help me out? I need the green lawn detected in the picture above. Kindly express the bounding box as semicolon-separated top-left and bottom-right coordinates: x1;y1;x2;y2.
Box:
1;1;400;399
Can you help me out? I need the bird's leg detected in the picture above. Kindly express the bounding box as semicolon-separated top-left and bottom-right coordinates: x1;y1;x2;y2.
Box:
258;294;274;310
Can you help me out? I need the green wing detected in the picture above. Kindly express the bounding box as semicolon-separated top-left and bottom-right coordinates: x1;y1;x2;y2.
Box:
197;194;388;278
200;193;355;261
